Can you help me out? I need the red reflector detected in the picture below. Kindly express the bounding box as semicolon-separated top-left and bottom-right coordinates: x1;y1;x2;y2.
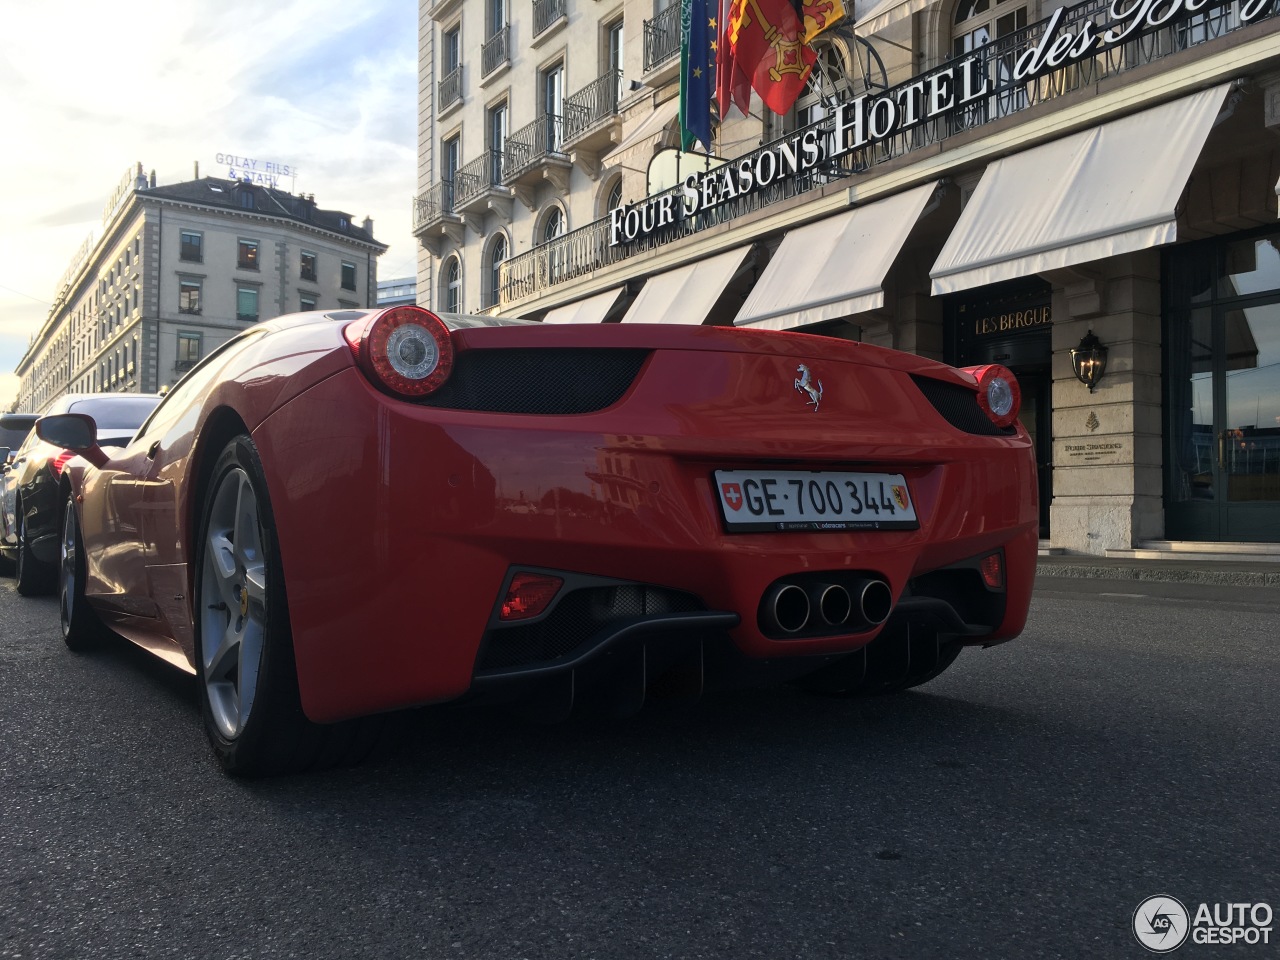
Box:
980;552;1004;589
51;450;76;477
500;572;563;621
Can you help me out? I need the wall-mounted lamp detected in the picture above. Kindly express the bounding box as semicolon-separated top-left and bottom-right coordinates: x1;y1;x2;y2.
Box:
1070;330;1108;392
628;79;646;92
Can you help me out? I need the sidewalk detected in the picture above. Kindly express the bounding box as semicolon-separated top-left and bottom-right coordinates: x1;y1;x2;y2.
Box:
1036;554;1280;587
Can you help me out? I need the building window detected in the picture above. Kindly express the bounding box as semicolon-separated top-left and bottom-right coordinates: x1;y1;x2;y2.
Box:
179;278;202;315
487;233;508;308
300;294;317;311
444;257;462;313
177;331;202;371
238;239;260;270
239;189;255;210
605;177;624;218
300;250;317;282
237;286;260;322
543;207;565;244
341;261;357;291
541;62;565;152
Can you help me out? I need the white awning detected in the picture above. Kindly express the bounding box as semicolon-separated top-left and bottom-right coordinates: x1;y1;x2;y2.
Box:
734;181;940;331
930;84;1232;296
855;0;935;35
540;286;626;325
607;99;681;161
620;246;753;324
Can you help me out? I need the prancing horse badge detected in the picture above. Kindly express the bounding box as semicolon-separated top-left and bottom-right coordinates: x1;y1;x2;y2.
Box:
794;364;823;411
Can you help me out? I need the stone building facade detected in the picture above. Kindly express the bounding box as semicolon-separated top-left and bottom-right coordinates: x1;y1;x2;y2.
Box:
415;0;1280;553
16;165;385;413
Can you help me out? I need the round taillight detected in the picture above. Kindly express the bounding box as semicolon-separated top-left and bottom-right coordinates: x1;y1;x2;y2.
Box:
345;306;453;397
969;364;1022;429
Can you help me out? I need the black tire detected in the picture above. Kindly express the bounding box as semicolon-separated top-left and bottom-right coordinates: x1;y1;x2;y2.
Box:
798;630;964;697
59;493;109;650
194;435;381;777
15;501;56;597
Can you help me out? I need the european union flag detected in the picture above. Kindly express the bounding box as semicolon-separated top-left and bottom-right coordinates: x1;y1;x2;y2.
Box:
679;0;717;152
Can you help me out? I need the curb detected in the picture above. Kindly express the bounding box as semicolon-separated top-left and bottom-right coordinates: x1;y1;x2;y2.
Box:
1035;562;1280;587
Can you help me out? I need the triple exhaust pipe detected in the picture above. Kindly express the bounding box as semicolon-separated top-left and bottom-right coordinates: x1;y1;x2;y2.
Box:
761;578;893;636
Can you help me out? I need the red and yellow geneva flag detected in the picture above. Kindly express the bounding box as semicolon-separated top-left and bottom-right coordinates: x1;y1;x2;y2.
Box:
722;0;817;117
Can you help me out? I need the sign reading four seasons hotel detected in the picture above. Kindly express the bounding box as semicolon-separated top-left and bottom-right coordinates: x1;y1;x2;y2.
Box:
609;0;1276;247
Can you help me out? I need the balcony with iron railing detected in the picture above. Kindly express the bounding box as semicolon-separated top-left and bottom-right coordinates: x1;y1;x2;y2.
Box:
533;0;567;40
453;150;515;222
500;0;1275;310
439;65;462;113
502;114;571;201
563;69;624;161
643;5;680;74
412;179;464;252
482;25;510;79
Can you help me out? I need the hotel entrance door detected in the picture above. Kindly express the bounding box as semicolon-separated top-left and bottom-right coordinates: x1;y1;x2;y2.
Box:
1165;231;1280;542
947;280;1053;538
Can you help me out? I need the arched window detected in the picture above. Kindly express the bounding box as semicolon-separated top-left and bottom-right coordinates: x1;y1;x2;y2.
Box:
543;207;565;243
606;178;624;215
487;233;508;308
443;256;462;313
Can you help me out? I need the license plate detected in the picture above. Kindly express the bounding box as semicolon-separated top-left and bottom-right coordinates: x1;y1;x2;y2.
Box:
714;470;920;532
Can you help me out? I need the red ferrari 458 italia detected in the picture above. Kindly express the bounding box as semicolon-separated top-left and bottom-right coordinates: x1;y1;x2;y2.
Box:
39;306;1036;776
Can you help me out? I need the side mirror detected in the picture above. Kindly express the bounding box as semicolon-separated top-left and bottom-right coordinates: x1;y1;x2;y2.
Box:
35;413;110;468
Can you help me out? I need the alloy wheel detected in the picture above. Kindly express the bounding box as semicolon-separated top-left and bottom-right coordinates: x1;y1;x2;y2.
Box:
200;467;269;741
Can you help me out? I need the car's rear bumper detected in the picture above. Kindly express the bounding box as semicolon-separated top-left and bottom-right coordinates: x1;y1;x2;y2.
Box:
255;363;1037;723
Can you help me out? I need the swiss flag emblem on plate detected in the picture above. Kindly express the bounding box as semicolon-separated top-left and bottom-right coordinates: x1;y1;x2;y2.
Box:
721;482;744;511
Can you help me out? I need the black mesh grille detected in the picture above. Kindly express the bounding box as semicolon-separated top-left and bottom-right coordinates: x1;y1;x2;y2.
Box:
479;586;704;671
910;375;1017;437
416;348;649;414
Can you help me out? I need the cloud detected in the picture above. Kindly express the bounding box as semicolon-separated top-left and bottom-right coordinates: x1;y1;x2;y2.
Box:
0;0;419;400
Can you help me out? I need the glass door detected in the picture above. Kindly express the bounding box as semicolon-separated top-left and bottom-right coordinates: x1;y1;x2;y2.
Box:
1166;230;1280;541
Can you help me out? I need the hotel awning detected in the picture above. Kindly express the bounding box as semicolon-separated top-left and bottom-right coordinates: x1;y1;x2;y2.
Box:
855;0;936;36
620;246;753;324
930;84;1232;296
734;181;940;331
539;286;626;324
607;99;681;161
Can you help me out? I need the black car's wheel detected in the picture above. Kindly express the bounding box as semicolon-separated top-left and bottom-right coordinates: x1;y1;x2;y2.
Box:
59;493;109;650
15;501;55;597
798;631;964;697
194;435;380;777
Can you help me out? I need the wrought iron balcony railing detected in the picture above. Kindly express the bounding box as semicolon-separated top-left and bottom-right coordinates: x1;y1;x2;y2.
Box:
564;70;623;144
413;180;455;230
643;5;680;72
482;25;509;76
454;151;502;208
502;115;565;182
533;0;566;36
500;0;1274;308
439;66;462;111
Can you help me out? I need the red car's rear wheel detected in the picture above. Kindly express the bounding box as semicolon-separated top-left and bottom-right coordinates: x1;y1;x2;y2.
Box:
194;435;380;777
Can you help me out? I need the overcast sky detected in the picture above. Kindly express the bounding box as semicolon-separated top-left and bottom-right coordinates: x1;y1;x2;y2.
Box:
0;0;418;410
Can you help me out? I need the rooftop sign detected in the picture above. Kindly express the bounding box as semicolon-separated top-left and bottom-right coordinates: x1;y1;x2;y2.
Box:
216;152;298;189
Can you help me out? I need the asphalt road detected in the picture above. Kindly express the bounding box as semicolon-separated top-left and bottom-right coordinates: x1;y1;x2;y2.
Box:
1;575;1276;960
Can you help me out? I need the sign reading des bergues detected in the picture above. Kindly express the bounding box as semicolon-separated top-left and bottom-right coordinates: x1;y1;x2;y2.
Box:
609;0;1273;248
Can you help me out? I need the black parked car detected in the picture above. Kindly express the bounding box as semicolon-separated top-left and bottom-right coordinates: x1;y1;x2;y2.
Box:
0;413;39;465
1;394;161;594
